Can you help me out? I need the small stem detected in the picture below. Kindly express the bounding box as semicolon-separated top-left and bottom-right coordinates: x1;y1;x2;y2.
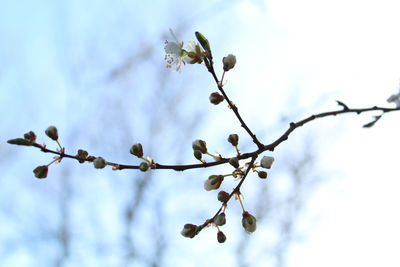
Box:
47;157;60;167
141;156;150;164
220;71;226;86
206;152;220;161
56;140;63;151
235;145;240;156
207;63;264;149
237;193;245;212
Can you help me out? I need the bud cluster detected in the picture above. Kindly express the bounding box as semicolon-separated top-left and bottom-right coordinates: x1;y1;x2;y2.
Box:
256;155;275;179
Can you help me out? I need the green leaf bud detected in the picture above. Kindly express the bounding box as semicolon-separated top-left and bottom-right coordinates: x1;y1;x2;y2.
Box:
7;138;33;146
195;31;211;54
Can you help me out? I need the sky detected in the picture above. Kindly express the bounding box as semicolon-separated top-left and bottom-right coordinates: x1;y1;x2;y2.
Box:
1;0;400;266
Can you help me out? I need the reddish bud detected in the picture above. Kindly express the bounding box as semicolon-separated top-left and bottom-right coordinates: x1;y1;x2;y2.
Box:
181;224;197;238
227;134;239;146
33;165;48;179
217;190;230;202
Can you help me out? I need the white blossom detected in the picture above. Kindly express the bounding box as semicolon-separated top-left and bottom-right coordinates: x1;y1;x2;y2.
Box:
164;29;201;72
164;29;185;72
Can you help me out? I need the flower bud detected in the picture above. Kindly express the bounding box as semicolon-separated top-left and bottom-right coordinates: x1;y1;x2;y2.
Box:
217;190;230;202
204;175;223;191
139;162;149;172
242;211;257;234
260;156;274;169
76;149;89;163
223;54;236;71
33;165;48;179
45;126;58;141
258;171;268;179
217;231;226;243
130;143;143;158
227;134;239;146
229;157;239;168
93;157;106;169
193;150;202;160
214;212;226;226
192;139;207;154
24;131;37;143
209;92;224;105
181;224;197;238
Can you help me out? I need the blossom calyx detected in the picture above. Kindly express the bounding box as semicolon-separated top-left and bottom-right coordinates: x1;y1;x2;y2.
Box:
184;41;204;64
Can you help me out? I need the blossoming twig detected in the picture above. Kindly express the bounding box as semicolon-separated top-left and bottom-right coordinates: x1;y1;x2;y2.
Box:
7;29;400;242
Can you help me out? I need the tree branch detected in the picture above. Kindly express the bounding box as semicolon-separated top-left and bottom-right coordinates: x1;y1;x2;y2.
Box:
14;105;399;171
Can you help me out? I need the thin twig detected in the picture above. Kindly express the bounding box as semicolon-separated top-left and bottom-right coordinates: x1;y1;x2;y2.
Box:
207;63;264;149
24;105;400;171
